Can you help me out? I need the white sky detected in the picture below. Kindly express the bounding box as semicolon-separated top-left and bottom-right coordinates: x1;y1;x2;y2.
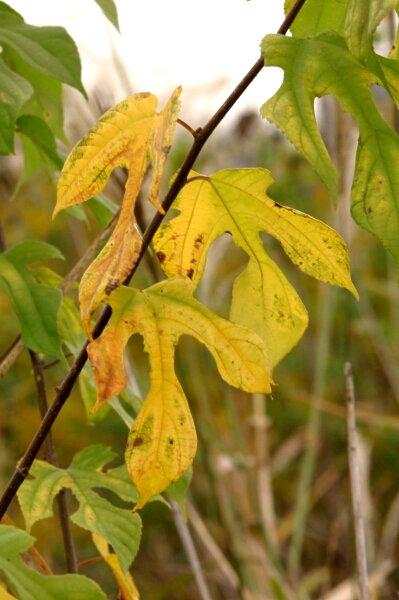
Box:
7;0;285;126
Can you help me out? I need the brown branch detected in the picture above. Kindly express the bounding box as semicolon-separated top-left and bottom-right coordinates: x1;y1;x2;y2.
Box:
28;350;78;574
0;0;308;519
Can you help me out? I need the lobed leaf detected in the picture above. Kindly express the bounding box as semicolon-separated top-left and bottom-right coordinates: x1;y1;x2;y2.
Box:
261;33;399;264
55;89;181;334
284;0;348;37
88;278;270;507
344;0;398;59
0;525;106;600
18;445;141;572
154;168;356;367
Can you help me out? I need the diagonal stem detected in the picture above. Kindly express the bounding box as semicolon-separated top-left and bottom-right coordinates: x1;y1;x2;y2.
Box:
0;0;308;519
28;350;78;574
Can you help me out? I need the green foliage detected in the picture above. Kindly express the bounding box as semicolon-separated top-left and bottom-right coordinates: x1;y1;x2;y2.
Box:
18;445;141;572
93;0;120;31
261;32;399;263
17;115;63;169
0;524;106;599
284;0;348;37
0;57;32;153
0;241;63;357
0;0;85;167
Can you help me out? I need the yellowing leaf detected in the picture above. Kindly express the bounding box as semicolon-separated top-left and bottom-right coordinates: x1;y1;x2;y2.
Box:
92;534;139;600
148;87;182;209
154;168;357;367
54;89;181;335
88;278;270;506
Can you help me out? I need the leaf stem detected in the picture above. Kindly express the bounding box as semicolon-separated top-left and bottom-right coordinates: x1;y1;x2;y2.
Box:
177;118;198;138
0;0;308;519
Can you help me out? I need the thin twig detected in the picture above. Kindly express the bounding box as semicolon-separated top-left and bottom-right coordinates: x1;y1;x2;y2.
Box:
0;336;23;379
177;118;198;138
0;0;308;519
170;498;213;600
344;362;370;600
186;500;240;592
28;348;78;574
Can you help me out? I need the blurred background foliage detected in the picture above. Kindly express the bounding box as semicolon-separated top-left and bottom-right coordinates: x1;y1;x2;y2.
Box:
1;7;399;600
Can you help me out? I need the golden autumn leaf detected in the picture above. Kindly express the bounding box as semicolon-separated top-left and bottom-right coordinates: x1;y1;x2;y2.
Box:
154;168;357;367
92;534;139;600
54;89;182;335
87;277;270;507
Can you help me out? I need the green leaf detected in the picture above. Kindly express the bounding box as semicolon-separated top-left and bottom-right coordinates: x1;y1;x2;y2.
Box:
0;241;63;357
155;168;356;367
0;525;106;600
16;115;63;169
0;56;32;154
0;20;85;95
344;0;398;59
284;0;348;37
284;0;397;54
2;45;65;140
261;33;399;263
94;0;120;31
167;469;193;506
0;1;24;23
18;445;141;572
5;240;64;267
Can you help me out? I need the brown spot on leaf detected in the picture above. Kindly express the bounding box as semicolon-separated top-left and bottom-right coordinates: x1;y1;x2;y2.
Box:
194;233;204;249
157;251;166;264
186;268;194;279
133;437;143;447
105;278;119;295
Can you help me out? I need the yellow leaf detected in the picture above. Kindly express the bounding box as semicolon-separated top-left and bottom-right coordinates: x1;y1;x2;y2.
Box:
0;585;16;600
54;90;181;335
92;534;139;600
88;277;270;506
55;93;158;214
154;168;357;367
149;86;182;210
